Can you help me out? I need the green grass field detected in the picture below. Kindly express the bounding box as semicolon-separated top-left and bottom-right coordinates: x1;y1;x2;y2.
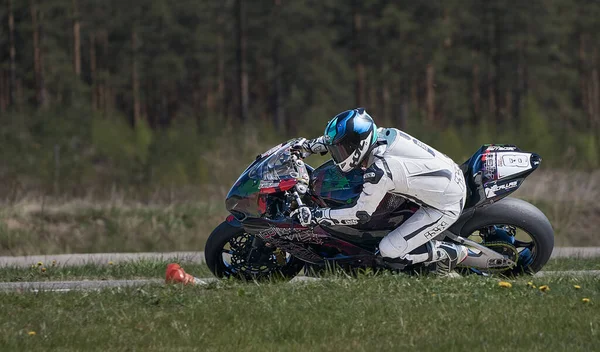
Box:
0;257;599;283
0;259;599;351
0;169;599;256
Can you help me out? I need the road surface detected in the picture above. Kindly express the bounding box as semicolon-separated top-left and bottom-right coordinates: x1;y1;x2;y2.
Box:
1;247;598;268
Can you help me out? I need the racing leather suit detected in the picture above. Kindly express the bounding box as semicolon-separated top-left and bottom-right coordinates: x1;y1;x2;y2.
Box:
304;128;467;264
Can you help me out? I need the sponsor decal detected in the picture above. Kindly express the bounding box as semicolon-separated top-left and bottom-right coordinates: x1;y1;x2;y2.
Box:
412;138;436;156
363;172;375;180
486;145;517;151
350;137;369;168
483;153;497;180
259;180;279;188
259;227;324;245
454;165;466;191
424;221;449;239
485;180;519;198
260;144;283;158
339;219;358;225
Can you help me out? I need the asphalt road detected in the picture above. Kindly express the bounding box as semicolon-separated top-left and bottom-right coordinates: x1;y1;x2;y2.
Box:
1;247;599;268
0;248;598;293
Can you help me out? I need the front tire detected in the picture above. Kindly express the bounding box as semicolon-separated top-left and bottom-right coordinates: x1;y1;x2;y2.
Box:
204;221;304;280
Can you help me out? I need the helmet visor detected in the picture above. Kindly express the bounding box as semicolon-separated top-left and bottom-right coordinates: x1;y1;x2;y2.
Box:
326;142;356;166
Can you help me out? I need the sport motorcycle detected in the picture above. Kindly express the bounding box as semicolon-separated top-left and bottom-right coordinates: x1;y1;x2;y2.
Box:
204;138;554;279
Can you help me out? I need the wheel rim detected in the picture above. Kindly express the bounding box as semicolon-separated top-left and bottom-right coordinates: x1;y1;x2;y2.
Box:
219;232;293;277
468;224;538;272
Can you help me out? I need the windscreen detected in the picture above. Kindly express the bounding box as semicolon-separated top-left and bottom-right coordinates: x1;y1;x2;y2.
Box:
247;141;297;181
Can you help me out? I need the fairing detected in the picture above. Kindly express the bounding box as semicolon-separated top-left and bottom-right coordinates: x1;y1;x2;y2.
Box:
226;140;303;219
460;144;541;209
310;160;363;207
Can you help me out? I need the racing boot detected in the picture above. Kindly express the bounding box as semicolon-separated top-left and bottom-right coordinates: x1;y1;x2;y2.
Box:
165;263;199;285
381;243;431;270
426;241;469;276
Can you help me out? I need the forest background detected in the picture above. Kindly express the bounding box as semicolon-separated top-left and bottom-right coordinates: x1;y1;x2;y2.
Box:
1;0;599;198
0;1;600;254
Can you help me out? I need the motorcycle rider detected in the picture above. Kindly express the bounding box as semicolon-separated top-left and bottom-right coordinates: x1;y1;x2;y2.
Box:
166;107;470;283
293;108;469;275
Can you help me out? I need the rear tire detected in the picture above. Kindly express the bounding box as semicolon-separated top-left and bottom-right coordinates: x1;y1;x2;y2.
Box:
204;221;304;280
460;197;554;274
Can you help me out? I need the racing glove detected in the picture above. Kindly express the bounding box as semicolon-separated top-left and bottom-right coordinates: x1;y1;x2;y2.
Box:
294;206;336;227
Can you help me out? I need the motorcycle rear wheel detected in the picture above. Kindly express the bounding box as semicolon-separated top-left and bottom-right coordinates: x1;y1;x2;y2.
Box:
459;198;554;275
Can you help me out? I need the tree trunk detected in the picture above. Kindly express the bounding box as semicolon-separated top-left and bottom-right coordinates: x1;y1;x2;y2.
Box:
368;79;377;115
352;0;365;107
8;0;17;108
471;50;480;123
30;0;48;108
381;64;390;124
216;13;226;120
132;29;141;124
90;32;97;110
72;0;81;76
592;48;599;134
486;2;497;126
578;32;588;124
271;0;285;133
100;30;109;113
425;64;435;122
0;72;6;112
235;0;249;122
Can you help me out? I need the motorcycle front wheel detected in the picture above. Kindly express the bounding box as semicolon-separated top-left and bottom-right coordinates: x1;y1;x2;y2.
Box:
204;221;304;280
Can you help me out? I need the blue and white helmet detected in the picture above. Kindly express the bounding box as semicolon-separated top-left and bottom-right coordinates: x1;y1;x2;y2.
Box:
323;108;378;172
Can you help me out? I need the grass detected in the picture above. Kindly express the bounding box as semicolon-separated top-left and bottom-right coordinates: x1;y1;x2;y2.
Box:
0;260;211;282
0;201;226;256
0;169;598;255
0;273;598;351
0;257;599;283
543;257;600;271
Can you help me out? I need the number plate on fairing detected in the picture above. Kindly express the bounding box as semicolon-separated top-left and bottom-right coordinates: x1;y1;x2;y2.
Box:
480;145;535;199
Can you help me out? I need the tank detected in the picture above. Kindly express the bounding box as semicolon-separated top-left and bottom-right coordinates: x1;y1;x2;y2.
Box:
309;160;364;208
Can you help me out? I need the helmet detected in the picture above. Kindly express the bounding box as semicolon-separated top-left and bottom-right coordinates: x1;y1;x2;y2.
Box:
323;108;378;172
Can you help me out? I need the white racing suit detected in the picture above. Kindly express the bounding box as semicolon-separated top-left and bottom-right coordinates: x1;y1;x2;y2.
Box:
306;128;468;267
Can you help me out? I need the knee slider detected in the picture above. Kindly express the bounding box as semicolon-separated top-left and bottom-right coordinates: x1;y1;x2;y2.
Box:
379;234;409;259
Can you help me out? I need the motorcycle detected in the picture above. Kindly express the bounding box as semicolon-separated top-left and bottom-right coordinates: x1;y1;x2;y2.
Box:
204;138;554;279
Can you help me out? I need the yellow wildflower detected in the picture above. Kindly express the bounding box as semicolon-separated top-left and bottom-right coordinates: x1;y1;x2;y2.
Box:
108;261;114;265
41;267;46;273
498;281;512;288
582;298;591;303
574;285;581;289
28;331;36;336
37;262;43;266
539;285;550;292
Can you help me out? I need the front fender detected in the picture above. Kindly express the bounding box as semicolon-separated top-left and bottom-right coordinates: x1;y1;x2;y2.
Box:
225;214;243;227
